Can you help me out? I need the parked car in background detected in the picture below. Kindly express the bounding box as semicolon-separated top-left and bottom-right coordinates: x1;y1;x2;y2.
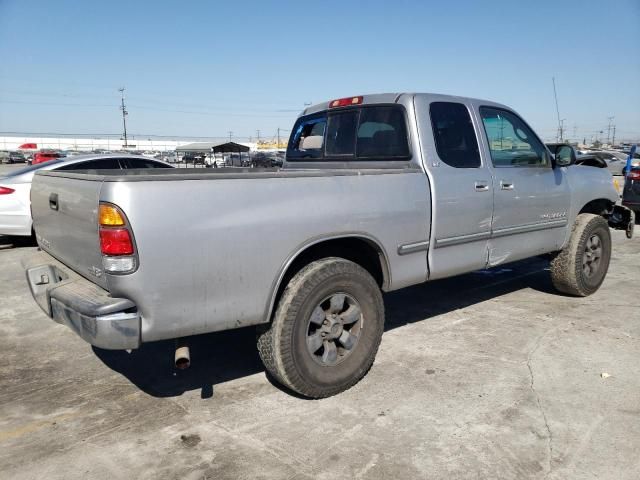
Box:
251;152;285;168
160;151;178;163
587;151;632;176
0;154;172;237
32;150;65;165
1;151;27;164
622;166;640;216
611;150;640;175
181;152;206;165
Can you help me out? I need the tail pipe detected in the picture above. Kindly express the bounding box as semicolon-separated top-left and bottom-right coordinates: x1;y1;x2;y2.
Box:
174;338;190;370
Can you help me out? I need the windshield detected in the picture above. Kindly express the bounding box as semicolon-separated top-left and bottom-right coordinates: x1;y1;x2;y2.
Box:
3;159;66;177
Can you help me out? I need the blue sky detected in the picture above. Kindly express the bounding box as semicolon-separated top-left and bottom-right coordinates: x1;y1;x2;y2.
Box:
0;0;638;142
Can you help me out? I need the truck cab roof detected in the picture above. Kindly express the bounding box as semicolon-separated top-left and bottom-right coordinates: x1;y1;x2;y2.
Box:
301;93;511;116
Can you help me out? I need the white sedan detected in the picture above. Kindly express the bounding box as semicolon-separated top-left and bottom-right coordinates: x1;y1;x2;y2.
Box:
0;154;172;237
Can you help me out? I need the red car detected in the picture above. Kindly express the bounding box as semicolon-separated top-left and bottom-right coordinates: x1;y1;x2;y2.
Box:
32;150;64;165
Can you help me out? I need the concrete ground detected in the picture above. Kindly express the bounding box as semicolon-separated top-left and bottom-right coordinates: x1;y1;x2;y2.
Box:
1;164;639;479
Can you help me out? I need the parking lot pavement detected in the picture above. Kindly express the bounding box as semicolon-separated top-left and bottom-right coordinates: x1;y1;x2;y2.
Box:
0;232;638;480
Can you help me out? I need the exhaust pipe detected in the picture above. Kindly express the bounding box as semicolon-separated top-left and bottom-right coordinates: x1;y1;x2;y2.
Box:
174;339;190;370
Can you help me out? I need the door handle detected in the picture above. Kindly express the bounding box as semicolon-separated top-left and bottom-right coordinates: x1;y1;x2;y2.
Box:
49;193;59;211
500;181;514;191
474;181;489;192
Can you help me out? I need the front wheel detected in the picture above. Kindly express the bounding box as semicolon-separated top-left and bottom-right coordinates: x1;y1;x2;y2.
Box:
550;214;612;296
257;257;384;398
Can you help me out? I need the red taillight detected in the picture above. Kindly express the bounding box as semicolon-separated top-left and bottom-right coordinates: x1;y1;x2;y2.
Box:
100;228;133;255
628;170;640;180
329;96;363;108
0;186;15;195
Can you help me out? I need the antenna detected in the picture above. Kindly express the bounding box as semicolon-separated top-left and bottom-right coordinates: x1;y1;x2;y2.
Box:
118;87;128;148
552;77;562;142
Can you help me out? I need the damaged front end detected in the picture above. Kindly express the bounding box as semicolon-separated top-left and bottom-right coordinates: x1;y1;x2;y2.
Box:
608;204;635;239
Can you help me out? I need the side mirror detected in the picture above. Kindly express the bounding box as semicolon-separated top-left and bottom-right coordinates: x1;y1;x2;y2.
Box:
555;145;575;167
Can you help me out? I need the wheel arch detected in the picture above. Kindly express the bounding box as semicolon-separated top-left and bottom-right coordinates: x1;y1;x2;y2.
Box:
264;234;391;323
579;198;615;216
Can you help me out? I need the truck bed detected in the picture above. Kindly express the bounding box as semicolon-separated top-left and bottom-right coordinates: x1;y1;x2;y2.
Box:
31;166;431;343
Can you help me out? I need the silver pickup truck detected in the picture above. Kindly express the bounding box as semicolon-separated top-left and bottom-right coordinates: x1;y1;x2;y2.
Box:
24;93;634;398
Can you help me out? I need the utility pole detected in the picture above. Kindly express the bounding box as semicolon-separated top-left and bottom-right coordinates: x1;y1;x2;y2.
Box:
606;116;614;144
228;131;233;142
277;127;281;148
552;77;562;142
612;125;616;146
119;87;128;148
559;119;566;143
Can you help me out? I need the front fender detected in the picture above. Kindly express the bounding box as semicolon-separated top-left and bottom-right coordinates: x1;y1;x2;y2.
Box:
563;166;619;244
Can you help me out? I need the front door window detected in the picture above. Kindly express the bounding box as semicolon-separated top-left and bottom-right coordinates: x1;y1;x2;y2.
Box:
480;107;550;168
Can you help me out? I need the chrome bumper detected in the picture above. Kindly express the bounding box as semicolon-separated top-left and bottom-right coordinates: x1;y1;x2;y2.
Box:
22;250;140;350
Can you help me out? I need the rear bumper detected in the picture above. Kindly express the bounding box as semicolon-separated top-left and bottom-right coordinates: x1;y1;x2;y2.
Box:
22;250;140;350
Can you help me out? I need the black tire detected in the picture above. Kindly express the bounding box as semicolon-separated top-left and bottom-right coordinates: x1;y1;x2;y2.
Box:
257;257;384;398
550;214;611;296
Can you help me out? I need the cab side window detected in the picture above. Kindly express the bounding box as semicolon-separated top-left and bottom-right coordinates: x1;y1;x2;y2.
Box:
430;102;481;168
480;107;550;167
287;114;327;160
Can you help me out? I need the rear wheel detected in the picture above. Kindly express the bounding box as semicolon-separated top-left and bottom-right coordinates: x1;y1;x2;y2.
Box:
257;257;384;398
550;214;611;296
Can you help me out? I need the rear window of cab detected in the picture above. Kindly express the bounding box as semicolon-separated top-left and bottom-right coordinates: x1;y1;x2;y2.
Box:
286;105;410;161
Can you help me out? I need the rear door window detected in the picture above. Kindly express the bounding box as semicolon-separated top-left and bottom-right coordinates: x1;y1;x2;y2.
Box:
430;102;481;168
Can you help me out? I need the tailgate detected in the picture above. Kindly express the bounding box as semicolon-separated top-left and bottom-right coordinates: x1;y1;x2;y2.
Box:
31;172;108;289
